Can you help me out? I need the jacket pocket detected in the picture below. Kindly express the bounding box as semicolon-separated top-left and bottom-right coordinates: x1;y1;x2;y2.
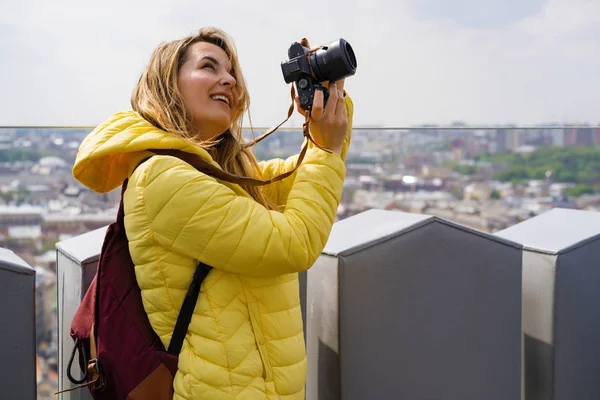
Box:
248;302;274;382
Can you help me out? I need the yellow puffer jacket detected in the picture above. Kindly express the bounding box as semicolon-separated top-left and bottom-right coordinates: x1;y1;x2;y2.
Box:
73;95;353;399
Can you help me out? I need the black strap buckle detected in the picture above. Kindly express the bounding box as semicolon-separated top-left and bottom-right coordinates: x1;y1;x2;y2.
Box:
66;338;89;385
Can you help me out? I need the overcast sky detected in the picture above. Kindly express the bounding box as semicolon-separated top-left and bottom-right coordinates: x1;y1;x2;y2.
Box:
1;0;599;128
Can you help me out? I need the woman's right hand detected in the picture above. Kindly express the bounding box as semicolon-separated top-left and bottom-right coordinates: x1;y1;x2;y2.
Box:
295;38;349;155
307;80;348;155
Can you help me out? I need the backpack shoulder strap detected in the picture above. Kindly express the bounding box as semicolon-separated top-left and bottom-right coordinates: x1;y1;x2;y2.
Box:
168;262;212;355
127;154;213;355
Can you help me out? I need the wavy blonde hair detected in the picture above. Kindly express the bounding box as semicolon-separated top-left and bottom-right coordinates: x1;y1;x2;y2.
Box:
131;27;274;208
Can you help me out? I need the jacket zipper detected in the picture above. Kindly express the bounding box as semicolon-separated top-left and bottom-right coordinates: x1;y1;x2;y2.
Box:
248;302;274;382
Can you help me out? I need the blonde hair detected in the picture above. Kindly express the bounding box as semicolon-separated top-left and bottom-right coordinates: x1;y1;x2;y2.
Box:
131;27;274;209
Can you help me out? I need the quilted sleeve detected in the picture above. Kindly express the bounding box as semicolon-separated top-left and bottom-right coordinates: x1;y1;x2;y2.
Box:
258;94;354;207
125;147;345;277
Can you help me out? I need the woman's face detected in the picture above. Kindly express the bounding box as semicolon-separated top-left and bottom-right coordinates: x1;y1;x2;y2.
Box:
178;42;239;141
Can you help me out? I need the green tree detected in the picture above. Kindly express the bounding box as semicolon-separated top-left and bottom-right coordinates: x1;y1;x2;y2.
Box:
0;148;41;162
478;147;600;186
565;185;600;197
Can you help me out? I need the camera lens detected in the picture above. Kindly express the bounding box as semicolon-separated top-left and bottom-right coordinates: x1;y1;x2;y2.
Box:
311;38;357;83
344;41;357;70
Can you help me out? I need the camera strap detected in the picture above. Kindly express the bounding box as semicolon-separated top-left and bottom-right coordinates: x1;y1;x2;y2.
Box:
151;85;329;187
242;85;298;149
242;44;322;149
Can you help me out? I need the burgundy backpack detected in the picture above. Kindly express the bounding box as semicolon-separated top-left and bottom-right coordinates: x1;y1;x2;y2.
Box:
60;170;211;399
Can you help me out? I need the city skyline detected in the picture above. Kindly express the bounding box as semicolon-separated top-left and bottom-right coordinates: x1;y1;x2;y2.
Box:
2;122;600;130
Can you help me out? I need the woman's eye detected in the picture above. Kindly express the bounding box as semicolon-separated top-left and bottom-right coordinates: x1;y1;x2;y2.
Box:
202;63;215;70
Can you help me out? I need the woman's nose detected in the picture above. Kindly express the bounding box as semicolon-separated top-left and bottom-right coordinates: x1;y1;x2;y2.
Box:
221;72;236;87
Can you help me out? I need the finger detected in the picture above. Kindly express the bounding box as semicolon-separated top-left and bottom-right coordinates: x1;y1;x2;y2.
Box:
323;81;341;94
301;38;321;53
335;86;345;116
335;79;345;93
310;89;325;121
324;81;339;116
337;93;348;120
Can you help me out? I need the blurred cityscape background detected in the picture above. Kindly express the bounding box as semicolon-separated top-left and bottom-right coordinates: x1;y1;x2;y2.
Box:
0;123;599;397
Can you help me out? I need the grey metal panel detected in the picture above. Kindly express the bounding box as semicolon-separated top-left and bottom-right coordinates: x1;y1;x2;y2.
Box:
324;209;521;258
497;209;600;400
56;225;107;264
521;251;557;400
305;255;340;400
496;208;600;254
435;217;523;250
298;271;307;341
57;245;97;400
524;335;553;400
553;238;600;400
522;252;557;345
0;251;36;399
339;221;522;400
0;246;36;275
323;209;433;256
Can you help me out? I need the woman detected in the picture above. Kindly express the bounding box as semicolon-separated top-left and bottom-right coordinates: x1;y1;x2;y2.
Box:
73;27;353;399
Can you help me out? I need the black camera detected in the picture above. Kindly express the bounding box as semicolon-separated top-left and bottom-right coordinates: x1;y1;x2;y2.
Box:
281;38;357;110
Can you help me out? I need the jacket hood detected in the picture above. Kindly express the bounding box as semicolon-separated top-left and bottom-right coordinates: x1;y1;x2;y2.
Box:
73;111;217;193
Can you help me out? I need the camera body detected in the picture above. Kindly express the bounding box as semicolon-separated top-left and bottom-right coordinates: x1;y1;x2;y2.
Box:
281;38;357;110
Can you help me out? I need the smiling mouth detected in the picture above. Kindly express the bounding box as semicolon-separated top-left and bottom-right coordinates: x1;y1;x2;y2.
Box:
211;95;231;108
